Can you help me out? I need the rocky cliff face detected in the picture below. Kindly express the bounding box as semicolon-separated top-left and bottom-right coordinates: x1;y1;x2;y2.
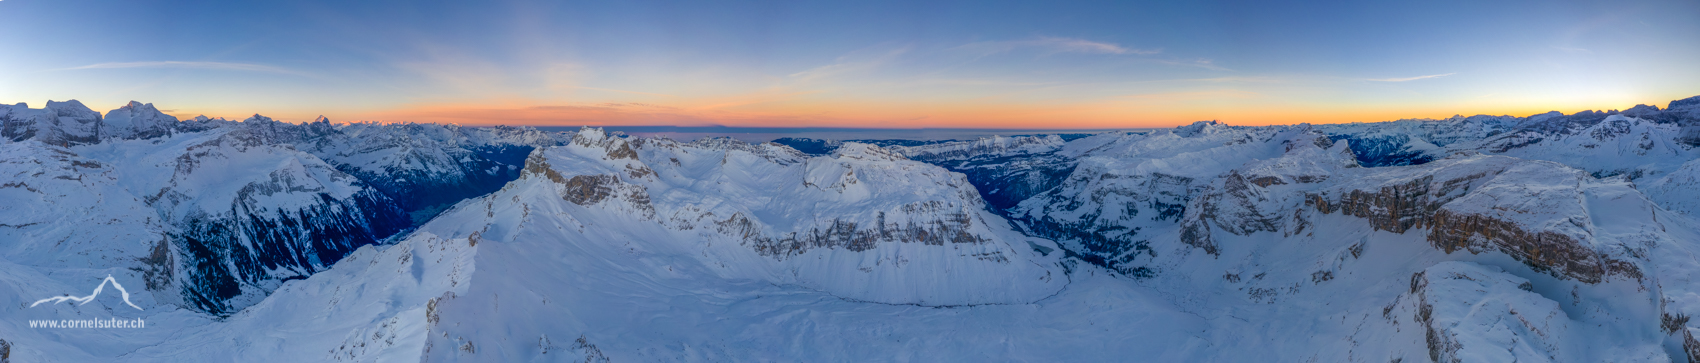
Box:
1294;156;1643;284
1407;262;1587;362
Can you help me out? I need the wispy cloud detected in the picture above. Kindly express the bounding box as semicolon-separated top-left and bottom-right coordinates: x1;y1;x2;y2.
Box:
1154;58;1231;71
58;61;308;76
1364;73;1456;82
1120;89;1261;102
957;37;1160;56
574;86;676;97
787;46;910;83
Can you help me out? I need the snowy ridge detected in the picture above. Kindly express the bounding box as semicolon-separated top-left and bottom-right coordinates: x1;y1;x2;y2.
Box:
525;128;1067;305
891;134;1067;162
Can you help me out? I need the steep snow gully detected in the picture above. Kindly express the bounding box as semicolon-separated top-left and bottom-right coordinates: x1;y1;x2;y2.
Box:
3;96;1700;361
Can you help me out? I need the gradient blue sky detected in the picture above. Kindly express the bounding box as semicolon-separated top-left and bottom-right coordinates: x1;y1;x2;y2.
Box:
2;0;1696;128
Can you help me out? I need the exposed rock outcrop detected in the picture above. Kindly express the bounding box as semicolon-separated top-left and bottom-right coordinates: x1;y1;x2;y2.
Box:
1303;158;1640;283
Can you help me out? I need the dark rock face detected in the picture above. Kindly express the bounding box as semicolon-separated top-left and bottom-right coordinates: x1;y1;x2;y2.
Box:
1684;326;1700;363
1193;172;1280;236
1305;175;1455;234
1303;169;1638;284
560;174;623;205
521;149;658;221
162;171;407;315
1407;271;1446;362
718;205;990;258
1426;209;1639;284
1017;172;1192;276
1178;172;1281;257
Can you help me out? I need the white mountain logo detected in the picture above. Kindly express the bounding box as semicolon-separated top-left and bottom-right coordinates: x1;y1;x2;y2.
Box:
30;274;144;310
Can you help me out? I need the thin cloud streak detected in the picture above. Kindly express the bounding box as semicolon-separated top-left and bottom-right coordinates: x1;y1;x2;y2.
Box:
574;86;676;97
787;46;910;83
957;37;1160;56
1153;58;1231;71
1365;73;1456;82
57;61;308;76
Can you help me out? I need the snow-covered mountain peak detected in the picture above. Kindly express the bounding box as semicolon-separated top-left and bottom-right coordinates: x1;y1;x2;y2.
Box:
44;99;98;116
830;142;906;161
102;100;177;140
569;126;613;145
1669;95;1700;113
1174;119;1228;137
890;134;1067;161
2;99;104;146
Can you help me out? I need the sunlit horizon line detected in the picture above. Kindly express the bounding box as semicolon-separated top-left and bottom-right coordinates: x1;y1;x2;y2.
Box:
158;106;1654;130
105;94;1695;130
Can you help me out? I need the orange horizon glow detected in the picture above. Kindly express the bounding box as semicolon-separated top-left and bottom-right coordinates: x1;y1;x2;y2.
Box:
156;95;1693;130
